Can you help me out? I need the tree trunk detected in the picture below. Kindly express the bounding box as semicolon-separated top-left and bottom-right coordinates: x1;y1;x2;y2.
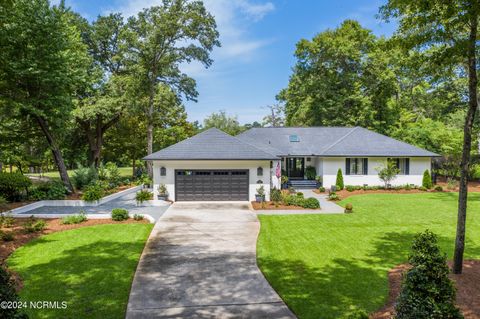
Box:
132;158;136;178
35;115;73;193
453;15;478;274
83;114;120;168
146;82;155;178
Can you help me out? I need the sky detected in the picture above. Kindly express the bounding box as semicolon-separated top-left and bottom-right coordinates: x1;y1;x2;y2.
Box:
60;0;397;124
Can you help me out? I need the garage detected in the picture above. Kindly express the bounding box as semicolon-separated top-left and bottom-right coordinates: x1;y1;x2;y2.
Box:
175;169;249;201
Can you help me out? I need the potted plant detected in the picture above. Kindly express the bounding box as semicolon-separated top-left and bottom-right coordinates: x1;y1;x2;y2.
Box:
281;176;289;189
157;184;168;200
255;185;265;203
315;175;323;187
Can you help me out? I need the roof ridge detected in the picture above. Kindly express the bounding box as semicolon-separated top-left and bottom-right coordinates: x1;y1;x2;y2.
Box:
319;126;361;155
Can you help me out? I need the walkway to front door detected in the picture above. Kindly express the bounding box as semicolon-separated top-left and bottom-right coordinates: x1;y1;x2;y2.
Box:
126;202;295;319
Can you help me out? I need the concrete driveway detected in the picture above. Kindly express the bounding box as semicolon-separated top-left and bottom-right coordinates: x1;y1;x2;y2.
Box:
126;202;295;319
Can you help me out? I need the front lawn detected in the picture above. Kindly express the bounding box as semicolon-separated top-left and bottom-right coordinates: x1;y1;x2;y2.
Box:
26;167;134;181
257;193;480;319
7;223;153;319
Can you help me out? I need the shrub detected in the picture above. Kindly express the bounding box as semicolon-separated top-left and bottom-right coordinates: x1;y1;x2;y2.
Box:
1;213;14;228
82;183;104;202
136;190;153;203
419;186;427;191
318;186;326;192
328;192;340;201
305;166;316;180
281;175;289;185
288;186;295;193
0;195;7;212
0;172;32;202
434;185;443;192
31;181;67;200
395;230;462;319
133;214;144;221
282;194;302;206
336;169;344;190
345;185;355;192
72;166;98;190
447;179;458;190
157;183;168;195
0;266;28;319
296;192;304;198
405;184;412;190
302;197;320;209
105;162;121;186
61;212;87;225
23;218;46;233
422;170;433;189
345;203;353;213
270;188;282;203
0;230;14;242
112;208;129;221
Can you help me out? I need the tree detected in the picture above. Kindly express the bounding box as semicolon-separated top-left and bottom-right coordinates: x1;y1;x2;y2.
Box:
278;20;399;134
377;160;400;188
395;230;461;319
126;0;220;176
0;0;90;192
380;0;480;274
262;104;285;127
336;169;344;190
73;13;130;167
203;110;245;135
422;170;433;189
0;266;28;319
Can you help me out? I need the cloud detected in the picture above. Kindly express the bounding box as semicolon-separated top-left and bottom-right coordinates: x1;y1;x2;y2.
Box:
111;0;275;59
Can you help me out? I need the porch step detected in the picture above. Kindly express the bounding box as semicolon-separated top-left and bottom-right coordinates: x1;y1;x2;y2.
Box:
287;180;318;189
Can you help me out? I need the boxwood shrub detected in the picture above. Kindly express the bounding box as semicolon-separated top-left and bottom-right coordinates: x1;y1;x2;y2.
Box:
302;197;320;209
111;208;129;221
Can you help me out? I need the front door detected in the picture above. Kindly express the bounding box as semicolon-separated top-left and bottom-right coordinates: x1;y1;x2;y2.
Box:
286;157;304;179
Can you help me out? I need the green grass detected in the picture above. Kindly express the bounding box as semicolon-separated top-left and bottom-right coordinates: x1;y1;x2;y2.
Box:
257;193;480;319
26;167;134;180
7;223;153;319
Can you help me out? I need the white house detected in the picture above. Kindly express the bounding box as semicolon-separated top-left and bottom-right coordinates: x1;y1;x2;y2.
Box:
144;127;438;202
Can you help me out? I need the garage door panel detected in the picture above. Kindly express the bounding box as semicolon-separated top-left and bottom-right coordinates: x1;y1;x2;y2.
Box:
175;169;249;201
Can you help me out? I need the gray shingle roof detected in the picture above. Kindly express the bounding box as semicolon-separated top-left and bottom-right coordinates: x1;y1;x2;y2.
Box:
236;127;439;157
143;128;279;160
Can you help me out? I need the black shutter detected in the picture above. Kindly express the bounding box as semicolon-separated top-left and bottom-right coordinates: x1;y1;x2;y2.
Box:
363;158;368;175
346;158;350;175
405;158;410;175
395;158;400;169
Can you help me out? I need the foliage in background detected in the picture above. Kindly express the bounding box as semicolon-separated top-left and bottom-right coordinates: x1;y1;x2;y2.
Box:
0;172;32;202
72;166;98;190
0;266;27;319
395;230;461;319
203;110;246;136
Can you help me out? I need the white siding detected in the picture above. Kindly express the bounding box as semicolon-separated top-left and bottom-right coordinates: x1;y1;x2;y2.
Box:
322;157;431;188
152;160;273;202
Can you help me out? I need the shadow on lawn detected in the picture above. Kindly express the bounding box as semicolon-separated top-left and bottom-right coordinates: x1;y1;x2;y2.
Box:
259;230;480;319
8;239;146;319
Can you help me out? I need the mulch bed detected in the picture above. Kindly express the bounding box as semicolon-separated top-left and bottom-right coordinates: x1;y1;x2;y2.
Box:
0;218;148;263
372;260;480;319
250;201;317;210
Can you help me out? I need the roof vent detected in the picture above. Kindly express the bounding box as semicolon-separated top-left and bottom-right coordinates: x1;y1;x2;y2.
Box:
289;134;300;142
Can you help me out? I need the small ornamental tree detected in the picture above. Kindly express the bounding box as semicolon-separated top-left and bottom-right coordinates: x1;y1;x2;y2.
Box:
395;230;462;319
377;160;400;189
336;168;344;190
422;170;433;189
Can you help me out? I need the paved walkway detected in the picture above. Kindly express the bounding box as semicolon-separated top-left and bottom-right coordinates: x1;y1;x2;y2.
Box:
19;192;170;221
127;202;295;319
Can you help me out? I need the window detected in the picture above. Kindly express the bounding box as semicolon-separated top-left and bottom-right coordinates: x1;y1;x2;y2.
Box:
389;158;410;175
160;167;166;176
289;134;300;142
257;167;263;176
346;158;368;175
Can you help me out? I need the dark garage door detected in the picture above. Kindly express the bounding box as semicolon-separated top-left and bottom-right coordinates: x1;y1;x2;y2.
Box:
175;170;249;201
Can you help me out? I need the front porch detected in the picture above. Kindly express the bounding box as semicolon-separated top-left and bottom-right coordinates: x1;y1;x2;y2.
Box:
281;156;322;188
